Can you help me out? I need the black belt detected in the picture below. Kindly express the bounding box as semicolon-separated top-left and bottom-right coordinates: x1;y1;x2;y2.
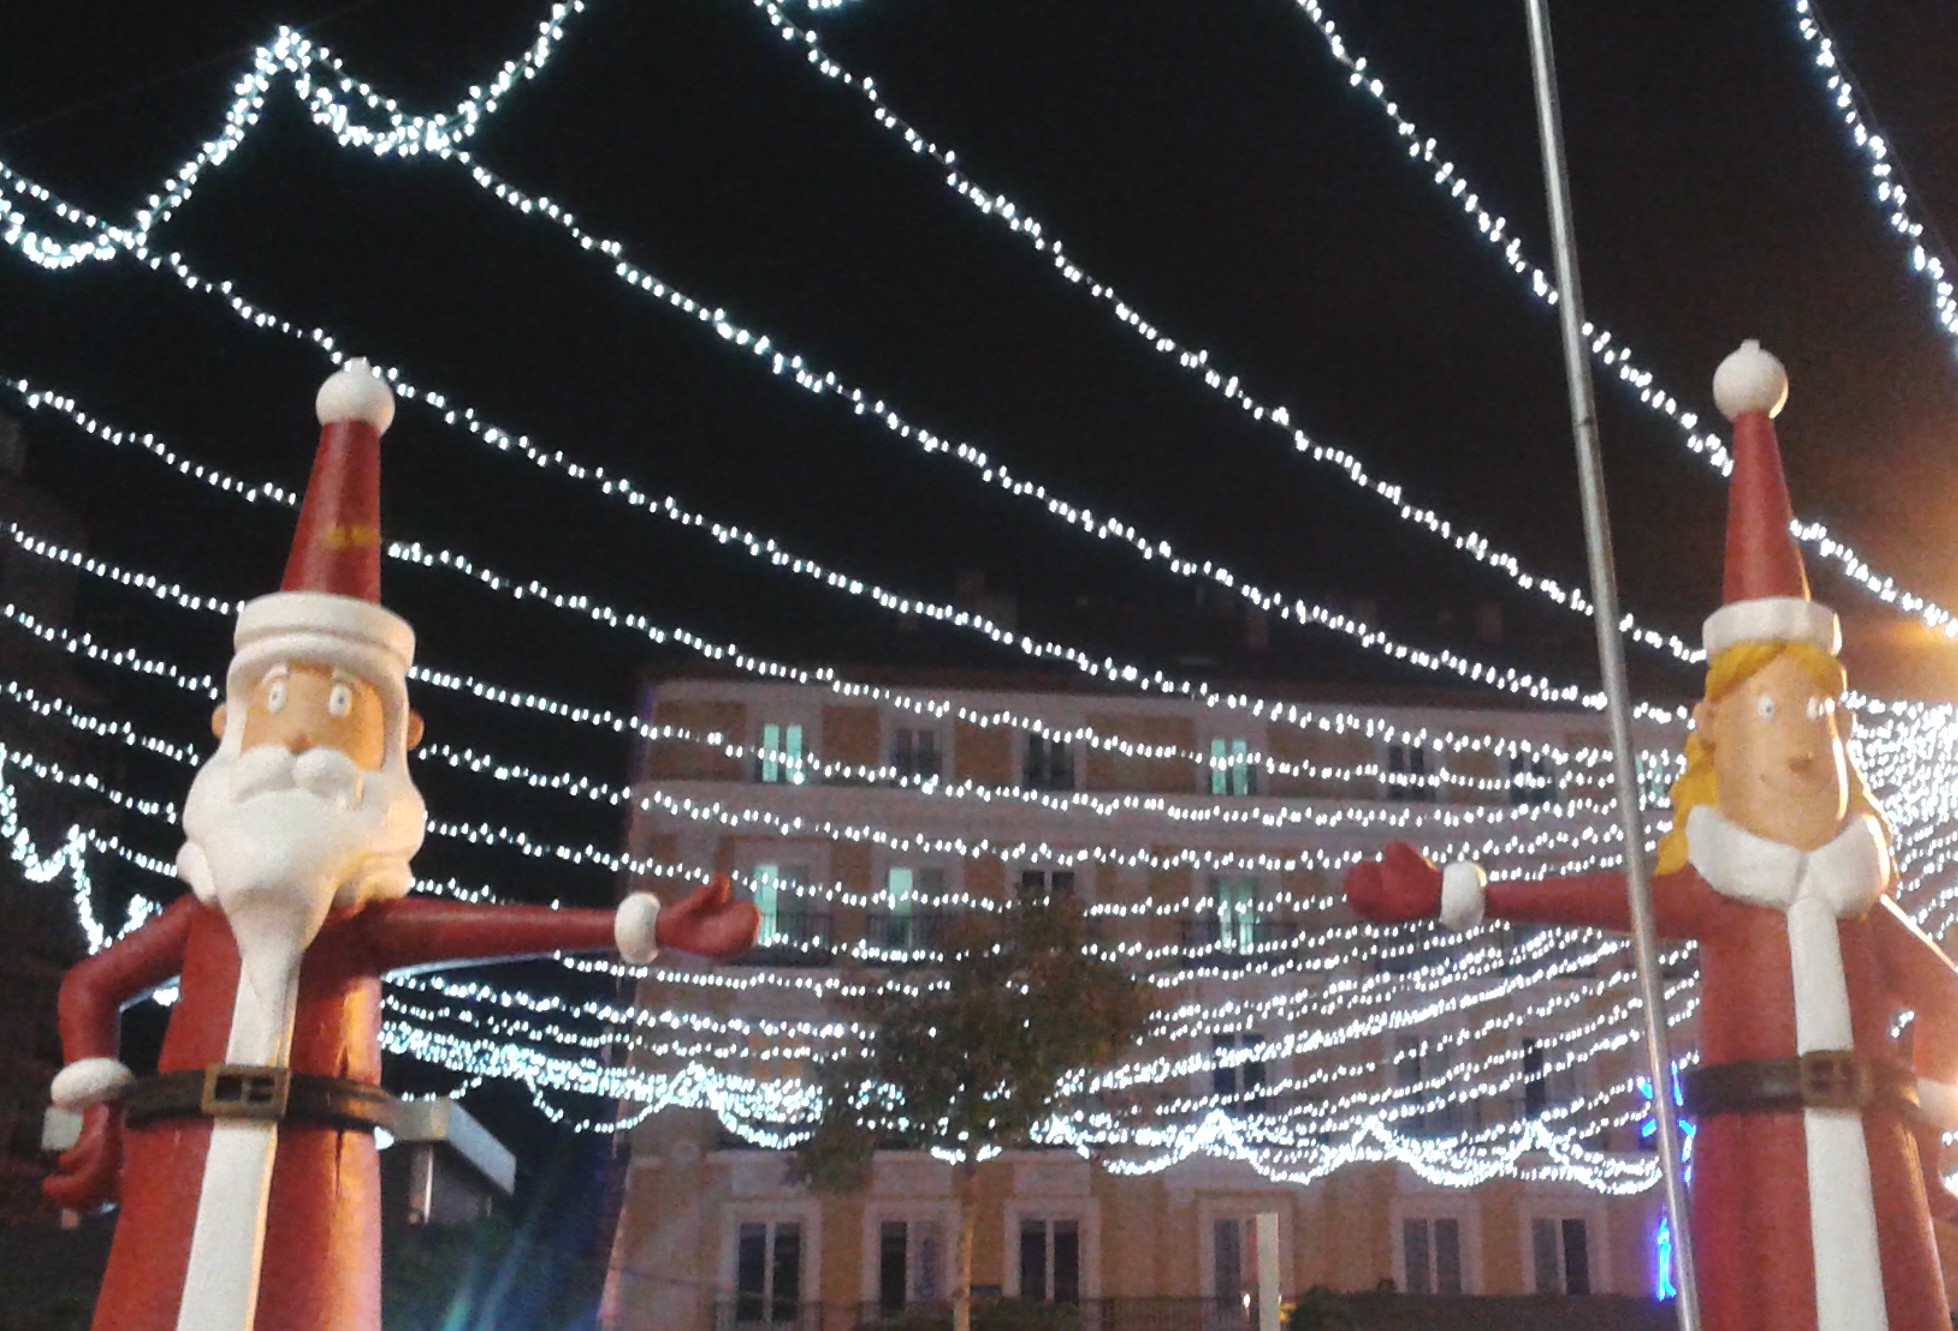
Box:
121;1065;399;1135
1681;1051;1917;1118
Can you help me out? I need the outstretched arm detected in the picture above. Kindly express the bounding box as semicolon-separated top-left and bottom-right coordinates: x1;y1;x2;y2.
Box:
55;895;199;1093
1873;899;1958;1085
1345;842;1713;939
366;877;760;973
1870;898;1958;1218
45;894;199;1210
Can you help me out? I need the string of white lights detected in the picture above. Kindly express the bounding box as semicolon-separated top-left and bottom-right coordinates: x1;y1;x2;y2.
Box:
769;0;1958;643
5;0;1954;666
7;732;1942;1190
3;379;1677;784
1791;0;1958;342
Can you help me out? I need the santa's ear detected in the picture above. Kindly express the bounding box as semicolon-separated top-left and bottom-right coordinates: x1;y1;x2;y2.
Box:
1692;700;1716;740
210;704;227;739
405;711;425;751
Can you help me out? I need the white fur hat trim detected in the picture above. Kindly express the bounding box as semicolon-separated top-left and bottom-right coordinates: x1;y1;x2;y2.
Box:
316;358;395;432
227;591;416;746
1703;596;1840;658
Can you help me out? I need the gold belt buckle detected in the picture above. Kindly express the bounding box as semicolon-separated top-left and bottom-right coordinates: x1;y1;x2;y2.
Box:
200;1064;291;1121
1798;1051;1870;1111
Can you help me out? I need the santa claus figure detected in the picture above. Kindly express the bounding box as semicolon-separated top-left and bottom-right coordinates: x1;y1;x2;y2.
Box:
41;361;760;1331
1346;342;1958;1331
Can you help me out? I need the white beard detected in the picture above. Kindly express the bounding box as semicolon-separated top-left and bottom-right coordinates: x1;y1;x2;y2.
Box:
178;742;427;1058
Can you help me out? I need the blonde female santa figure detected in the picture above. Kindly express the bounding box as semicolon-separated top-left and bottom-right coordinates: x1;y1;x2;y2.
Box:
43;361;759;1331
1346;343;1958;1331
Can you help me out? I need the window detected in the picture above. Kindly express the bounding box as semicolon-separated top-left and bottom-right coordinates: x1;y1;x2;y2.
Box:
1209;737;1256;796
734;1220;803;1325
1211;1033;1267;1112
892;726;943;782
877;1219;945;1313
750;863;814;946
1521;1036;1578;1120
1395;1035;1463;1136
758;723;807;784
1508;755;1556;806
1401;1216;1465;1294
1018;868;1077;899
1018;1219;1081;1304
1636;751;1676;810
1385;743;1437;802
1023;734;1076;791
1209;875;1260;951
1530;1216;1592;1294
873;866;947;951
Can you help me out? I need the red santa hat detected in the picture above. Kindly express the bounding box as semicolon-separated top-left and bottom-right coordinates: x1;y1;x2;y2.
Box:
1701;340;1840;659
224;360;417;749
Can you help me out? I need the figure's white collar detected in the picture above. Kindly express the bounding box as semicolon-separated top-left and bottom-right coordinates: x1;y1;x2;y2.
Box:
1685;805;1889;915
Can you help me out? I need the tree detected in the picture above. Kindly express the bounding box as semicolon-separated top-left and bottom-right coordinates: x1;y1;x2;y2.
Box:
790;897;1153;1331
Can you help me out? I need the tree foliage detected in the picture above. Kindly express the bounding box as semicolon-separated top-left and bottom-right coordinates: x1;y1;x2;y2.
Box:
789;897;1153;1331
791;897;1151;1182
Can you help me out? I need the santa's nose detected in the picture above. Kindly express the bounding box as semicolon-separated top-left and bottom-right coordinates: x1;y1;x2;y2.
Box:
1788;749;1817;776
284;727;316;754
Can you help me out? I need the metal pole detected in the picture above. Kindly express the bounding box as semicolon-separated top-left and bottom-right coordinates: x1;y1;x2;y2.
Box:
1520;3;1703;1325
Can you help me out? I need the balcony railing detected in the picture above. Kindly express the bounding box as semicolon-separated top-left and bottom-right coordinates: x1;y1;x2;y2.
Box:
1179;915;1298;965
740;904;834;967
847;1299;1270;1331
714;1301;827;1331
863;909;956;957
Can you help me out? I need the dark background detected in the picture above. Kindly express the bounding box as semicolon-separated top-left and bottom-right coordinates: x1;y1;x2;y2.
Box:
1;0;1955;1206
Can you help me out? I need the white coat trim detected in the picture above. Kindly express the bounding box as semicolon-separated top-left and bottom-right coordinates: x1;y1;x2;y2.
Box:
1440;862;1486;932
1686;807;1890;1331
175;934;307;1331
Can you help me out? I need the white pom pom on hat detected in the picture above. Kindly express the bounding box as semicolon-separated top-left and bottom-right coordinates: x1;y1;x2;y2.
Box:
1711;338;1789;422
315;357;396;432
1702;339;1838;658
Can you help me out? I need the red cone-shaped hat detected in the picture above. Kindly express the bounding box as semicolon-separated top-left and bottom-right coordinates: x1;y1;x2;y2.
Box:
282;357;395;600
226;360;416;749
1702;341;1839;657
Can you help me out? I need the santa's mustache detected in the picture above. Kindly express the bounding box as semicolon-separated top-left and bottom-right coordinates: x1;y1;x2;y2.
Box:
229;743;365;810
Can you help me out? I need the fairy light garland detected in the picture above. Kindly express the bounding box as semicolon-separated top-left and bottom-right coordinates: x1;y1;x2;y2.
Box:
0;0;1950;1190
4;383;1693;781
4;0;1954;658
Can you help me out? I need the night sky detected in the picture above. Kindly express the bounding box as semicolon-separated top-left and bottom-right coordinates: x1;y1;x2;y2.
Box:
3;0;1957;1184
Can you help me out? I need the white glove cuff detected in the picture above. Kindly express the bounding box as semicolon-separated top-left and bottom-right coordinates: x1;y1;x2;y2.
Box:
51;1057;135;1109
1440;862;1488;932
615;893;662;964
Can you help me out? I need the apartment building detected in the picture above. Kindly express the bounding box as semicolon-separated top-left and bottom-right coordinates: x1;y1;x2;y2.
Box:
603;666;1695;1330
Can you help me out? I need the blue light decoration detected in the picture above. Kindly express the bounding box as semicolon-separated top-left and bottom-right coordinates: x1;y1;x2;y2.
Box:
1637;1071;1697;1299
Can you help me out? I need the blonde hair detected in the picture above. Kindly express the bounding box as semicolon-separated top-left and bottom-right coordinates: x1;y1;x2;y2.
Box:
1654;639;1884;874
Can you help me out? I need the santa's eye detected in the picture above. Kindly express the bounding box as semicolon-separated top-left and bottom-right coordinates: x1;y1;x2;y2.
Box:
265;680;288;713
1806;696;1835;721
1755;694;1777;721
328;683;354;718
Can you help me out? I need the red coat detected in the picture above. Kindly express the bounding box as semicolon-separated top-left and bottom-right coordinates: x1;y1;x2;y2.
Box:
1481;818;1958;1331
58;894;624;1331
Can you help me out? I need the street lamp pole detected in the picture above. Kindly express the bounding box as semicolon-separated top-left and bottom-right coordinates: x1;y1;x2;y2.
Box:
1520;2;1704;1325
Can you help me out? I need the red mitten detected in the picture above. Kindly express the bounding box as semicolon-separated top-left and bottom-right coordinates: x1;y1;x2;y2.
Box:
656;874;762;959
43;1103;122;1211
1344;842;1445;923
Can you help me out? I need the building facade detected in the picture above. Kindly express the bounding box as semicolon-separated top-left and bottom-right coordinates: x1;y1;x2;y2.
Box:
603;667;1701;1329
